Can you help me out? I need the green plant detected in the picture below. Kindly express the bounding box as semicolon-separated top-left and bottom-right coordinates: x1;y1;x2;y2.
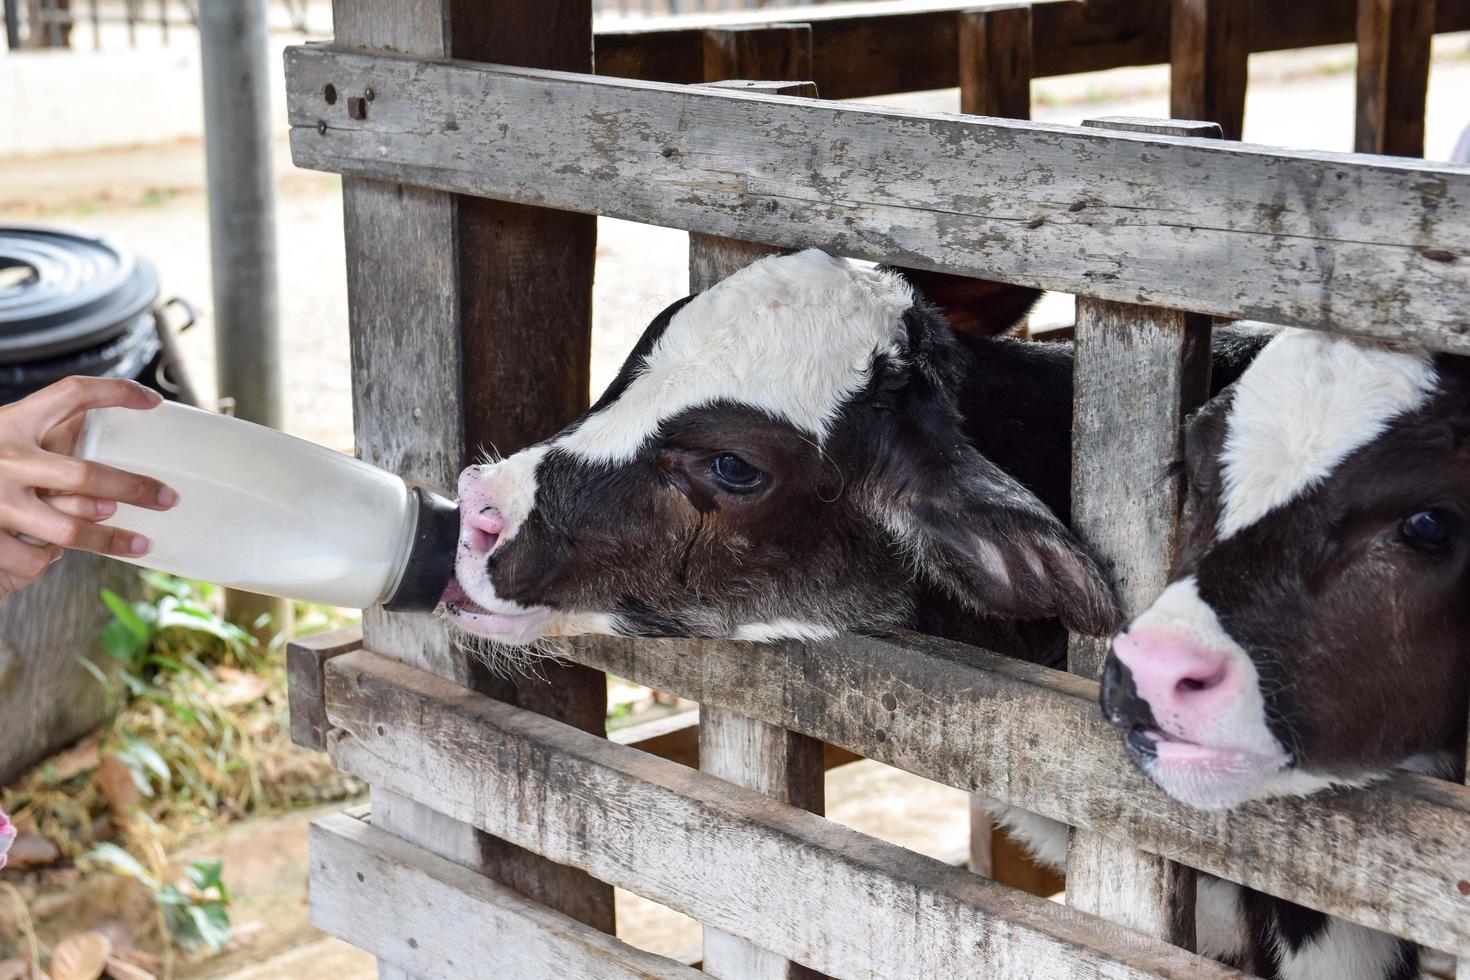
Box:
87;844;233;952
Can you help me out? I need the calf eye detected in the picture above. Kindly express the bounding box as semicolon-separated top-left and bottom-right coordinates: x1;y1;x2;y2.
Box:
710;453;766;493
1401;510;1454;551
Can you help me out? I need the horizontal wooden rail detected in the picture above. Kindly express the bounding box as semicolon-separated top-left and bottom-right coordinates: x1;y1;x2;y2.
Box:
311;810;700;979
566;632;1470;956
593;0;1470;99
322;649;1244;980
286;47;1470;352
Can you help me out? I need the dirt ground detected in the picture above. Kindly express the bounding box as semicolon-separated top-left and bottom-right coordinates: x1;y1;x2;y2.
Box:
7;35;1470;978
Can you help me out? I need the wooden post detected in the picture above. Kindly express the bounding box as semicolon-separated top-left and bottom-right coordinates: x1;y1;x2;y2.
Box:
694;38;823;980
1064;114;1222;952
329;2;612;976
958;2;1032;118
958;2;1032;867
1355;0;1436;156
1169;0;1250;140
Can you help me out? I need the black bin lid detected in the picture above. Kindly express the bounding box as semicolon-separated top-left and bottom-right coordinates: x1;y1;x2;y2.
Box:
0;226;160;364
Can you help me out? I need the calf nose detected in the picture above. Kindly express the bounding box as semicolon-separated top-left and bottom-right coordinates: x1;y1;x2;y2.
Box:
457;466;506;557
1109;627;1234;731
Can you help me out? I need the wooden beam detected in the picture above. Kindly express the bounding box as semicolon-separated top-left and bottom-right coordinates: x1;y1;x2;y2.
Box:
702;25;813;86
1355;0;1436;156
591;0;1470;99
310;812;701;980
285;47;1470;353
286;626;363;751
958;3;1032;118
323;649;1247;980
328;0;612;960
1169;0;1250;139
563;629;1470;956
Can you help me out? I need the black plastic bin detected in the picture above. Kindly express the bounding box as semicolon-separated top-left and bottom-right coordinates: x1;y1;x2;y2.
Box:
0;225;197;405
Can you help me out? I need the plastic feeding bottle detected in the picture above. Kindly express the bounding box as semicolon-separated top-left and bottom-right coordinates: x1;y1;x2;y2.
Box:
75;401;458;611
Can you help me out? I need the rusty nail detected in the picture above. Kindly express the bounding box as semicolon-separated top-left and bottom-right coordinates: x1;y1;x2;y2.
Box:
323;83;337;105
347;96;367;121
365;86;375;101
316;119;327;135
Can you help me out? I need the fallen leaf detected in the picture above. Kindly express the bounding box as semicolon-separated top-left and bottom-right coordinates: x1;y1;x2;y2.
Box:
5;833;60;870
96;756;139;819
46;931;110;980
101;959;152;980
207;670;269;708
47;734;102;782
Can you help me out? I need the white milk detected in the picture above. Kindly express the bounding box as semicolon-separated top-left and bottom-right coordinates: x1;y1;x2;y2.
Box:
77;402;427;608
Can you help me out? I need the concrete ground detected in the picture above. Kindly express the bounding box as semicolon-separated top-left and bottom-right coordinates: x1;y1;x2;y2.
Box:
7;30;1470;979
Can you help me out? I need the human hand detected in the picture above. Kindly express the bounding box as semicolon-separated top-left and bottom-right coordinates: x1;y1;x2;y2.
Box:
0;377;178;597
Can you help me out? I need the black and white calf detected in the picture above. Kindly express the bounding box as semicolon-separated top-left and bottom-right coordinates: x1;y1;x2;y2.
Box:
444;248;1123;661
1100;328;1470;979
444;249;1264;664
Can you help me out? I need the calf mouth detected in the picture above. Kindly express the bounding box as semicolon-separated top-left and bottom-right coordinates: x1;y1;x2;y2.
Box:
1124;724;1287;811
439;575;554;646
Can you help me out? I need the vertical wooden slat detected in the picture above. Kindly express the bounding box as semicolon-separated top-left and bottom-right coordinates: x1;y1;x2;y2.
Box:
330;4;611;978
958;2;1032;118
1064;114;1221;952
692;45;824;980
1355;0;1436;156
1169;0;1250;140
957;5;1034;866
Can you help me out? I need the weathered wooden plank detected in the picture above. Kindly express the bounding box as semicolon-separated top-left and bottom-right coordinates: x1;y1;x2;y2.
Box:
1063;118;1220;949
1169;0;1250;140
591;0;1470;98
310;812;700;980
1355;0;1436;156
958;3;1031;119
702;26;813;87
286;47;1470;353
329;0;613;957
323;649;1246;980
565;630;1470;956
286;625;364;751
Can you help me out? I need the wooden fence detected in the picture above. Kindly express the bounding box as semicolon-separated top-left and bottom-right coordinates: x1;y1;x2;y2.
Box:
284;0;1470;976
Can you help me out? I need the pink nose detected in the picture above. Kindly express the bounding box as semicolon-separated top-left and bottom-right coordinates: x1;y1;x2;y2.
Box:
1110;627;1235;730
457;467;506;557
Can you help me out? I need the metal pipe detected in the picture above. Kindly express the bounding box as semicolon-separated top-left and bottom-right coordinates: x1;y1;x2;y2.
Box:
198;0;289;636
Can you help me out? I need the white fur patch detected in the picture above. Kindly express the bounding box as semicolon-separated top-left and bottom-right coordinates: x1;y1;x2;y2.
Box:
1196;877;1246;964
1274;916;1405;980
466;444;548;545
985;803;1069;870
555;249;914;464
1218;329;1436;539
732;619;839;644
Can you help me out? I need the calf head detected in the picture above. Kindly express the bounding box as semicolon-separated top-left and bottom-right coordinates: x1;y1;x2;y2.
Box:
1102;328;1470;809
444;249;1116;649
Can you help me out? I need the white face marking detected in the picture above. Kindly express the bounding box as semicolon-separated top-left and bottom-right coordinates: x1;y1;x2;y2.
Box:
731;619;839;644
555;249;914;464
1217;329;1436;539
1128;577;1284;760
467;444;548;546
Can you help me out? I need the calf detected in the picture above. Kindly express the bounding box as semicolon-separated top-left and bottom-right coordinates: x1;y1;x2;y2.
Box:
444;248;1120;661
1099;328;1469;979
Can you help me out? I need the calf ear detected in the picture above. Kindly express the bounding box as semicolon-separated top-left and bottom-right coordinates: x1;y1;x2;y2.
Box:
885;457;1120;636
882;266;1042;339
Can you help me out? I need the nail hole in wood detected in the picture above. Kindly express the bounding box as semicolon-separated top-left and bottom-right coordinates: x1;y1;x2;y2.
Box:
347;96;367;121
323;83;337;105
